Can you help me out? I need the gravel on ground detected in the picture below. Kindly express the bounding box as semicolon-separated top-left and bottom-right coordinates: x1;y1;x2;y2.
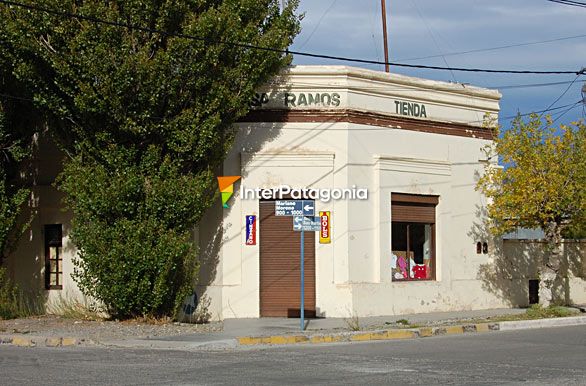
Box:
0;315;222;342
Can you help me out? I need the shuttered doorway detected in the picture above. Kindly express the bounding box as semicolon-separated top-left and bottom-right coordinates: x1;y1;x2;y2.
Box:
259;200;316;317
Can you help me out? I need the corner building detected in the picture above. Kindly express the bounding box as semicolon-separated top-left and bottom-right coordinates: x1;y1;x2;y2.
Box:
198;65;507;319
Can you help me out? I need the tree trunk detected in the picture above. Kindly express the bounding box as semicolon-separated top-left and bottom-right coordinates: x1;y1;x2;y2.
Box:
539;222;563;307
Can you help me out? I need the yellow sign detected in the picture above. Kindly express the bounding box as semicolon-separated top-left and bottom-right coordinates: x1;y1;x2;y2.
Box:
319;211;331;244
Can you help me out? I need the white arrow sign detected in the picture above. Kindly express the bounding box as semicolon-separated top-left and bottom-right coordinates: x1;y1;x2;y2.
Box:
302;200;315;216
293;216;303;231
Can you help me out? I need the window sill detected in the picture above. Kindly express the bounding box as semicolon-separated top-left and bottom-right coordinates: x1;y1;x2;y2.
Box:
45;285;63;290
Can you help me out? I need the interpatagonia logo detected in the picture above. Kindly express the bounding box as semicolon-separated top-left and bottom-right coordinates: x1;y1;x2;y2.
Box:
217;176;241;208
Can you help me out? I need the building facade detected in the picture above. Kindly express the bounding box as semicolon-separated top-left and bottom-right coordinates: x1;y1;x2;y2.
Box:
197;65;512;319
6;65;586;319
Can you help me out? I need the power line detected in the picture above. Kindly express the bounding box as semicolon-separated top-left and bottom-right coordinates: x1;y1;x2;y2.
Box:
0;0;583;76
551;102;581;124
409;0;457;82
296;0;338;50
398;33;586;62
492;80;579;90
546;0;586;8
538;74;582;119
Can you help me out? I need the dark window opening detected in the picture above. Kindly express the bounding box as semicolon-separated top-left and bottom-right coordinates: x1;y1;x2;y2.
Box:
44;224;63;290
391;194;437;281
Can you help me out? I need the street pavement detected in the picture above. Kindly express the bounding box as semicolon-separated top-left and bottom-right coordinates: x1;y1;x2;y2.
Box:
1;324;585;385
105;307;529;349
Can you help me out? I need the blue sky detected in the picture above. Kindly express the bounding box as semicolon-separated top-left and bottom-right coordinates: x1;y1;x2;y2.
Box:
291;0;586;127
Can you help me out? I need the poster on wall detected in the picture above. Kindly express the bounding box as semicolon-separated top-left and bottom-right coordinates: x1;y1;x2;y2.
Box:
319;211;331;244
245;215;256;245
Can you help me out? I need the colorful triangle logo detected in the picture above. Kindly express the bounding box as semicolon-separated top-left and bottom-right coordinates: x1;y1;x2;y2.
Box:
217;176;241;208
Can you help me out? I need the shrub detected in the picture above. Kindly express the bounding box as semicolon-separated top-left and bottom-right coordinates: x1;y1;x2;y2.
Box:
0;267;20;319
60;146;212;319
0;267;41;319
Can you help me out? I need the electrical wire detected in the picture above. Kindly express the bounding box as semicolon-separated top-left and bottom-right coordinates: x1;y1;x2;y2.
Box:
296;0;338;50
398;33;586;62
0;0;583;76
409;0;457;82
492;80;579;90
550;101;581;124
538;74;583;119
545;0;586;8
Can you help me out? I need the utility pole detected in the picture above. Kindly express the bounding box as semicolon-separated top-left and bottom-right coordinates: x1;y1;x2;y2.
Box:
381;0;390;73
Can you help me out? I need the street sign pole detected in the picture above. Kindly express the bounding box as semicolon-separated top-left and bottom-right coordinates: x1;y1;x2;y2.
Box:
277;200;316;331
300;228;305;331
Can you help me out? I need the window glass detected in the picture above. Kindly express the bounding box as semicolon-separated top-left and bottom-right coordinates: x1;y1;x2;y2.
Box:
391;199;436;281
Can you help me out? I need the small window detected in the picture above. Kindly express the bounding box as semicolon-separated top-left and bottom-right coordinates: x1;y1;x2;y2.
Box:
44;224;63;290
391;194;437;281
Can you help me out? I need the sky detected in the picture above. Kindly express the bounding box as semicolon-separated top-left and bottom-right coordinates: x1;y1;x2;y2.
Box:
290;0;586;128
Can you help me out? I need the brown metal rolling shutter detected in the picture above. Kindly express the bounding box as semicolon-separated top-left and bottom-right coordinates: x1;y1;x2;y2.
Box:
259;201;316;317
391;193;438;223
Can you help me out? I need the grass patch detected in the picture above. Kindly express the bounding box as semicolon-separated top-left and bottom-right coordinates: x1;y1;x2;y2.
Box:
48;296;103;321
0;267;43;320
344;310;361;331
525;304;578;319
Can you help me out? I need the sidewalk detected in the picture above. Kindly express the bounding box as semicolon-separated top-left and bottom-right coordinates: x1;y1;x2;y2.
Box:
2;307;585;350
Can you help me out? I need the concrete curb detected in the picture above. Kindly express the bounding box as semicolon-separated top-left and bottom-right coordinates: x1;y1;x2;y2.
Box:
236;316;586;346
237;322;499;346
0;335;89;348
499;315;586;331
98;338;238;351
2;315;585;350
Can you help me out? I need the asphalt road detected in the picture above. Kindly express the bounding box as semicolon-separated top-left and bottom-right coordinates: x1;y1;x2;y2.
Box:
1;325;586;385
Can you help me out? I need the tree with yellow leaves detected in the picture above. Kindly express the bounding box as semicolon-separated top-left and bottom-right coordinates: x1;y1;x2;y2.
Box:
478;114;586;307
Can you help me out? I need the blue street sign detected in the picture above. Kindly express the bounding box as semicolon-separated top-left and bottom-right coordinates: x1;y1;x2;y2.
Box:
302;200;315;216
293;216;320;232
275;200;303;216
275;200;315;217
293;215;304;231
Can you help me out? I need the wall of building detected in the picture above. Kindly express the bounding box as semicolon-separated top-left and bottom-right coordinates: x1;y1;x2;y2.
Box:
196;65;512;319
5;134;85;311
498;240;586;306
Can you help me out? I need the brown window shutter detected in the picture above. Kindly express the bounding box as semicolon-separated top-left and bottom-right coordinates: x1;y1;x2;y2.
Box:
391;194;438;223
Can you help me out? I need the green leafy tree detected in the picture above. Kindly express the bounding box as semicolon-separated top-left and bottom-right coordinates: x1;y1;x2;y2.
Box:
478;114;586;307
0;105;30;262
1;0;300;318
0;69;36;262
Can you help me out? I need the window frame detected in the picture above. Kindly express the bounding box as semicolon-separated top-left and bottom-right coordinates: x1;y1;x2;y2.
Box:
44;224;63;290
391;193;438;282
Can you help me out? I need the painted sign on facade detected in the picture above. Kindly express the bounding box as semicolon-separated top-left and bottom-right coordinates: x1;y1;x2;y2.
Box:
394;100;427;118
251;92;342;109
245;215;256;245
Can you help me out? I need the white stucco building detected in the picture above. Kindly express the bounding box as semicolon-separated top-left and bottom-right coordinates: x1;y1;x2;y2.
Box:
6;65;586;319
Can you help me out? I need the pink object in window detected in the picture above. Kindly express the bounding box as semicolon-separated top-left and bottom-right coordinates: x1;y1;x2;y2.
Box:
397;256;408;278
